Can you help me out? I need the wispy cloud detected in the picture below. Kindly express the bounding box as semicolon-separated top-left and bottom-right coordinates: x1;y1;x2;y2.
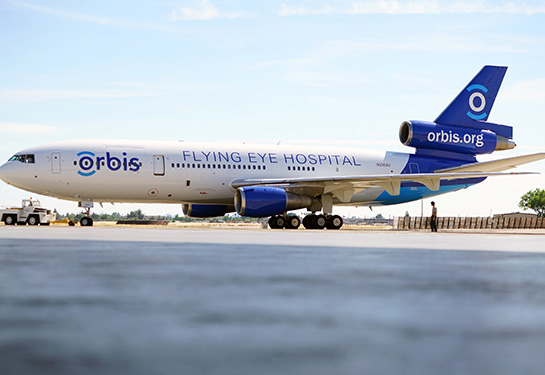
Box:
502;78;545;103
0;122;57;134
170;0;246;21
282;70;370;88
12;1;109;24
0;87;169;101
251;36;526;72
279;1;545;16
278;3;335;16
10;1;189;34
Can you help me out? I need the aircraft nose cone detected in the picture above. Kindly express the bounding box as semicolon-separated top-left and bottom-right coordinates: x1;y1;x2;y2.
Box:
0;162;11;183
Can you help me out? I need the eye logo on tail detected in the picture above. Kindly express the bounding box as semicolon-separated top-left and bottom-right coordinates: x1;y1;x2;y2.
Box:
466;84;488;120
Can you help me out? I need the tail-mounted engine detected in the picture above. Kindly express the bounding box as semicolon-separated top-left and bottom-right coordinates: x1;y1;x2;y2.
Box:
399;120;515;155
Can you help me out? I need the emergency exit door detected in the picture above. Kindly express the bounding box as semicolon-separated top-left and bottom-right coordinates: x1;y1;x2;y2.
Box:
153;155;165;176
51;152;61;174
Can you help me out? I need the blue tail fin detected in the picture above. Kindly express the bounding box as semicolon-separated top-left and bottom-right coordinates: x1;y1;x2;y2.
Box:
434;65;512;139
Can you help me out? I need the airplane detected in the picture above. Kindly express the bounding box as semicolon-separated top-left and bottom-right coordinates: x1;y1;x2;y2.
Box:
0;65;544;229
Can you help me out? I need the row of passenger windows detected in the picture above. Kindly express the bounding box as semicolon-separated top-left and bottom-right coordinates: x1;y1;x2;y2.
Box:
288;166;315;171
170;163;317;172
171;163;267;171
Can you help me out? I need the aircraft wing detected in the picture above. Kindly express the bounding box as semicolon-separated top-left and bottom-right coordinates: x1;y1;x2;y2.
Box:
231;171;538;202
435;153;545;173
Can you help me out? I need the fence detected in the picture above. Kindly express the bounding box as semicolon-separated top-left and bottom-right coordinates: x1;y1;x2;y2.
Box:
394;216;545;230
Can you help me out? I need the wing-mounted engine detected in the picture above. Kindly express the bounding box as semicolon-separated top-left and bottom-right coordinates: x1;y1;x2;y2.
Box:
399;120;515;156
235;187;311;217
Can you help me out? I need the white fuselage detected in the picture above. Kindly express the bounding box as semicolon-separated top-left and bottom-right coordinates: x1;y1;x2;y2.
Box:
0;140;410;206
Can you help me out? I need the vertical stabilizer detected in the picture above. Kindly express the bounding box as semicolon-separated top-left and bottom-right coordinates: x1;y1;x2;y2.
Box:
434;65;511;138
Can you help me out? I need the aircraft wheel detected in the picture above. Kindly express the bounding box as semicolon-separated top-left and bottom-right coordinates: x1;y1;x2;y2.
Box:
302;215;314;229
80;217;94;227
4;215;16;225
269;215;285;229
312;214;327;230
27;215;40;226
326;215;343;230
285;216;301;230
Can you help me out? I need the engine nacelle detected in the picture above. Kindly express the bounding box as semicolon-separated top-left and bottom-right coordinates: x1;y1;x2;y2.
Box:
182;204;234;218
235;187;312;217
399;120;514;155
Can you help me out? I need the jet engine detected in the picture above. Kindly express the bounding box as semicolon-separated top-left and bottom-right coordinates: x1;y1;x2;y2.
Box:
399;120;515;155
235;187;311;217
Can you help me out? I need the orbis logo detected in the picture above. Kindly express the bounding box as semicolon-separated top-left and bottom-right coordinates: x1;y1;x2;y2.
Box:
466;84;488;120
77;151;141;177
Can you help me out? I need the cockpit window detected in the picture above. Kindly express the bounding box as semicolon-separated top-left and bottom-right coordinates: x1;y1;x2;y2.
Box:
8;154;35;163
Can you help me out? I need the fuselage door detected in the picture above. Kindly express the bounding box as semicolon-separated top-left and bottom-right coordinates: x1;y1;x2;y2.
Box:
153;155;165;176
51;152;61;174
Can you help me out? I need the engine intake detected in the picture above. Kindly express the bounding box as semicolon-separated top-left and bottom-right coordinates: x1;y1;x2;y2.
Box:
235;187;311;217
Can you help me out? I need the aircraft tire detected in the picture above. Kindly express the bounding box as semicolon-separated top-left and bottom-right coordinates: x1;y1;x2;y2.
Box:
311;214;327;230
326;215;343;230
269;215;285;229
302;215;314;229
80;217;94;227
285;216;301;230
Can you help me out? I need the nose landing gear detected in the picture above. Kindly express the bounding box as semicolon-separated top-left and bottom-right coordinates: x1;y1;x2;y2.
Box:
78;200;94;227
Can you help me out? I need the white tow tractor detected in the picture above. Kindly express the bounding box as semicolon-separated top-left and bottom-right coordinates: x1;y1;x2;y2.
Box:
0;199;57;226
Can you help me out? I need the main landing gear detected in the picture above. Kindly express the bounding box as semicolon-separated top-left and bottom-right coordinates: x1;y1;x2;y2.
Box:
268;214;343;230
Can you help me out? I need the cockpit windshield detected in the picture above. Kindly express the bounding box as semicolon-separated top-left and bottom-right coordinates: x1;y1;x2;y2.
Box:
8;154;35;163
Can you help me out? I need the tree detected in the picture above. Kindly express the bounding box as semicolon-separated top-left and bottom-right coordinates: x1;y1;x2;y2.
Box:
519;188;545;218
127;209;145;220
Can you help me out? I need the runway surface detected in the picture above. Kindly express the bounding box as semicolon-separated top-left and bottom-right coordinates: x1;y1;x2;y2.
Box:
2;227;545;375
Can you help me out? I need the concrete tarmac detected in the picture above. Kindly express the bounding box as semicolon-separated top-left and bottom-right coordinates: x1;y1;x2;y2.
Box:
1;227;545;375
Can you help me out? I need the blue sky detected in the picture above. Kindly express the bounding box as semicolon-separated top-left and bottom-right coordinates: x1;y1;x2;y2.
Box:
1;0;545;218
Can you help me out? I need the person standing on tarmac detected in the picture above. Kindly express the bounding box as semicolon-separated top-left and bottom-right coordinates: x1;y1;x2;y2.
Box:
430;201;438;232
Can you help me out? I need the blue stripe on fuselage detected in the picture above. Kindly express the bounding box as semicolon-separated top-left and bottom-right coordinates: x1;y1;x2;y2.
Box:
373;178;486;205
